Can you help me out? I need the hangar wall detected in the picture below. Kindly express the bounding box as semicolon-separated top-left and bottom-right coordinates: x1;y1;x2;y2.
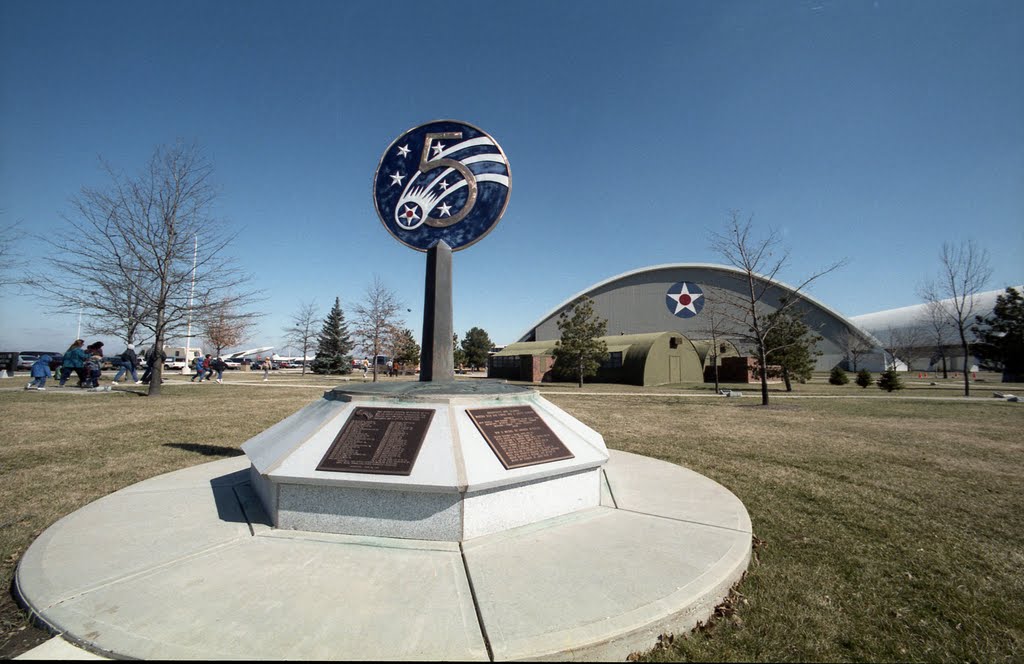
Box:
519;263;886;372
849;286;1023;372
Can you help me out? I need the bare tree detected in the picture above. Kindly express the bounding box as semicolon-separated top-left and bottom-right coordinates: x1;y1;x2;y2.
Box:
283;301;321;376
919;241;991;396
692;294;732;393
202;297;257;358
0;220;25;291
880;324;926;372
708;210;844;405
836;328;874;372
921;300;957;379
352;276;404;382
26;142;257;396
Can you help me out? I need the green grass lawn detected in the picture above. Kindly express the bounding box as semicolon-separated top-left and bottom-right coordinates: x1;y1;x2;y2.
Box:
1;372;1022;660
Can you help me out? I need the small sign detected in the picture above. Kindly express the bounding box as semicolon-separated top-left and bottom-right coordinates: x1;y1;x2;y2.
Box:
372;120;512;252
466;405;574;470
316;407;434;475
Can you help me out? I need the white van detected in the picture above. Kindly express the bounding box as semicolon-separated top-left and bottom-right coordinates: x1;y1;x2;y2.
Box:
163;346;202;371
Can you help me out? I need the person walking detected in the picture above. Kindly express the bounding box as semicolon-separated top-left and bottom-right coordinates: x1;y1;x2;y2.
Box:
58;340;87;387
140;346;166;384
211;356;227;383
26;354;53;390
203;354;215;382
190;354;209;382
49;354;63;381
83;342;104;388
262;358;271;381
110;344;141;385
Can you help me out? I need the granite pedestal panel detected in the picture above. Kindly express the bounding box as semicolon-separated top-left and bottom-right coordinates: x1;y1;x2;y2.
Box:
241;381;609;542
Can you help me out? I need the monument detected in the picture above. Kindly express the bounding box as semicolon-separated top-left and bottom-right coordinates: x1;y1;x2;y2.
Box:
242;120;610;541
15;120;751;661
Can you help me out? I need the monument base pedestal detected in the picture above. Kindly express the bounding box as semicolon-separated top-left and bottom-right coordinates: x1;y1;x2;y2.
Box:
242;380;609;542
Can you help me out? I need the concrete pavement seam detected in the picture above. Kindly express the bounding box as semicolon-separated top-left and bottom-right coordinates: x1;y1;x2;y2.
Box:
611;506;754;536
24;537;250;611
458;542;495;662
601;468;619;509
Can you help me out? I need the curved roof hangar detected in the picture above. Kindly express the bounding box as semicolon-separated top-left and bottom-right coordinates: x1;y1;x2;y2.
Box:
517;263;883;372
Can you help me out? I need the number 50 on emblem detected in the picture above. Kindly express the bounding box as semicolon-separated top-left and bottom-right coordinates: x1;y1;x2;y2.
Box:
372;120;512;252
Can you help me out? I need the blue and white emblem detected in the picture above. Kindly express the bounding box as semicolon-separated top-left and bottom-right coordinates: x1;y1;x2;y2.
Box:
372;120;511;252
666;281;704;318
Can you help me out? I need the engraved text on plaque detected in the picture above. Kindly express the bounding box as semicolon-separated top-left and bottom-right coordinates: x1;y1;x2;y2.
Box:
466;405;574;470
316;407;434;475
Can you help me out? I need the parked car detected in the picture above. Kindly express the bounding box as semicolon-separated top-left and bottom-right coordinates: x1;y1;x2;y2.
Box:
16;354;39;371
15;351;63;371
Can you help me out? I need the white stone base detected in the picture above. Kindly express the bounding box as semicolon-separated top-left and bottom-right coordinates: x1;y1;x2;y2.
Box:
243;383;609;542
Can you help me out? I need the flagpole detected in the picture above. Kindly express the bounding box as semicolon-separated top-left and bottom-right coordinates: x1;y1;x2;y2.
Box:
183;235;198;372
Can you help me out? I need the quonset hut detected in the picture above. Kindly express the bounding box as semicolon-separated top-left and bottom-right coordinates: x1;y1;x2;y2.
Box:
490;263;885;385
490;332;740;386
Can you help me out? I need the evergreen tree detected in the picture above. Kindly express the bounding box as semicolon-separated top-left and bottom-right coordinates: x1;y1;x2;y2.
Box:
762;299;823;392
855;369;872;388
828;366;849;385
389;327;420;373
876;369;904;392
311;297;353;374
453;333;467;369
460;327;493;370
972;287;1024;382
552;296;608;388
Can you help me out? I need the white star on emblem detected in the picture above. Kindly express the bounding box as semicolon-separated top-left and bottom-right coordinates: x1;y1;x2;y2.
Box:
396;144;410;158
431;142;445;158
400;204;420;224
438;180;449;191
669;283;703;315
437;202;452;217
389;171;405;187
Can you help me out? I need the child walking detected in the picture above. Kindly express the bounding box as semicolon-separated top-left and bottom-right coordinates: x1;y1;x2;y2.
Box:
26;354;53;390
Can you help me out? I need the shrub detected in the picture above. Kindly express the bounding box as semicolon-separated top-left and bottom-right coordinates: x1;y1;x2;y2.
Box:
829;367;849;385
876;369;904;392
855;369;872;388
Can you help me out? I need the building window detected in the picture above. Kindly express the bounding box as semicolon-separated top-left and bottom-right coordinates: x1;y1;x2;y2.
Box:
490;355;519;369
601;351;623;369
669;337;679;349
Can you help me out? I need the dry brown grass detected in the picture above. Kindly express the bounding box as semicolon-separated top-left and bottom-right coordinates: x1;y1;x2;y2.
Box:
1;374;1022;660
0;382;324;656
547;394;1024;662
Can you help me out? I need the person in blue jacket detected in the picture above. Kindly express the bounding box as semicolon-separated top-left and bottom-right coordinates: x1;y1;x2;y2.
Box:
58;339;87;387
27;354;53;390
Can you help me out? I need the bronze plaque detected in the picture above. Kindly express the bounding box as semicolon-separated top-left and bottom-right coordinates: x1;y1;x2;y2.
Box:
316;407;434;475
467;405;574;470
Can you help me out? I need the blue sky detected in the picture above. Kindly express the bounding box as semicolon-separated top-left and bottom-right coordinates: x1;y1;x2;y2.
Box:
2;0;1021;354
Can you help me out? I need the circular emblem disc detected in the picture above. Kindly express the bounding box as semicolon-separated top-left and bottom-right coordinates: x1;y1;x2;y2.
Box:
666;281;705;318
372;120;512;252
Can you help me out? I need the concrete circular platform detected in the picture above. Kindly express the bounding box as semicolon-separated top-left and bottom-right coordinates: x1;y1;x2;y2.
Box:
15;450;751;661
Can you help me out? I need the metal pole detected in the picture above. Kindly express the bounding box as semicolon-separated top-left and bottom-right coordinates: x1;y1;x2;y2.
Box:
420;240;454;382
183;235;198;370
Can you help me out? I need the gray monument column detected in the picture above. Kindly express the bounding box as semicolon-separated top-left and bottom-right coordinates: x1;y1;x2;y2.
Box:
420;240;454;382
